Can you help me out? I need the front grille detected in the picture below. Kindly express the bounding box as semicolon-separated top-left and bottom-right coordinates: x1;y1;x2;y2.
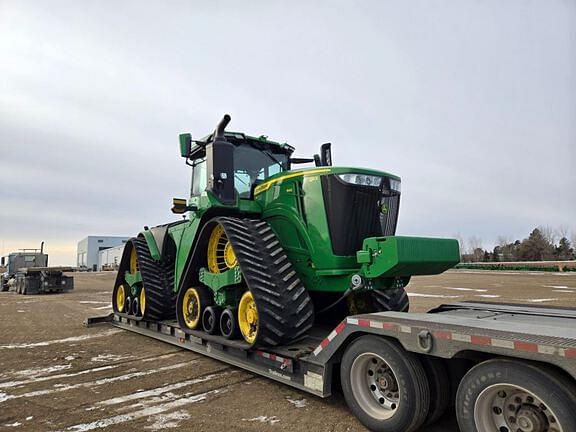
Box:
321;175;400;256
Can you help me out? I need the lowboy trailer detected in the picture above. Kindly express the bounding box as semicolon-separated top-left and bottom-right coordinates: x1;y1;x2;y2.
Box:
88;301;576;432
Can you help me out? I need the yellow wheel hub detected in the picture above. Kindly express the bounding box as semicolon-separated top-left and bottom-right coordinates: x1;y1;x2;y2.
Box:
129;247;139;273
116;285;126;312
207;224;237;273
238;291;258;344
140;288;146;315
182;288;202;329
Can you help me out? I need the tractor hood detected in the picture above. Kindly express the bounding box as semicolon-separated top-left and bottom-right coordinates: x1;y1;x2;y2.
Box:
253;166;400;197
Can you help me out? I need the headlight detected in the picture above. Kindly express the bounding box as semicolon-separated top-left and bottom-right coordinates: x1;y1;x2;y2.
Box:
389;178;401;192
338;174;383;187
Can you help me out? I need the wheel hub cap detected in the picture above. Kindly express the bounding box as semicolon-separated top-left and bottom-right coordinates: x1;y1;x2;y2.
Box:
474;384;563;432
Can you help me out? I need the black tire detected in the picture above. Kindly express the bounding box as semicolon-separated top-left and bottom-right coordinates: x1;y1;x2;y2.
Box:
456;358;576;432
132;297;140;316
371;287;409;313
220;308;239;339
125;296;132;315
176;286;214;330
421;356;450;426
218;217;314;347
202;305;222;335
341;335;430;432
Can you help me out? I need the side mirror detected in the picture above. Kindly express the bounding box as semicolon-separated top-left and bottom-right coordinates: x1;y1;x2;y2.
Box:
171;198;197;214
179;134;192;158
320;143;332;166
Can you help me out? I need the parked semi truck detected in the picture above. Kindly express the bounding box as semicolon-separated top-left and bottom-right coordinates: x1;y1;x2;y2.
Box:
0;243;74;294
90;116;576;432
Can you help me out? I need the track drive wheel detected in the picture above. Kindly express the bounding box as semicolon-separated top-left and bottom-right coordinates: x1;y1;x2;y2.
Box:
238;291;258;344
115;285;126;313
177;286;213;330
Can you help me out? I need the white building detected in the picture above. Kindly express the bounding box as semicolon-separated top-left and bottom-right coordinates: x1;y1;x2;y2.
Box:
98;244;126;271
77;236;129;271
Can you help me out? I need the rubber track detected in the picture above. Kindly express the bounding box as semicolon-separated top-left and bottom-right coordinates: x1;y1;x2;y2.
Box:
218;217;314;347
131;237;175;321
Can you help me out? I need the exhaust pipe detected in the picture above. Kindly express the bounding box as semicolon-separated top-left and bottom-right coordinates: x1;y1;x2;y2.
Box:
40;241;44;254
214;114;231;140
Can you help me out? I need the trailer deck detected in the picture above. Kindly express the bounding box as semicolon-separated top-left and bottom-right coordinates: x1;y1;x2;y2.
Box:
88;301;576;402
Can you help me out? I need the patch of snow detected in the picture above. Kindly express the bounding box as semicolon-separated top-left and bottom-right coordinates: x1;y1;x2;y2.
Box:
78;301;109;305
407;293;461;299
25;417;33;421
96;372;224;406
64;389;222;431
287;398;308;408
526;298;558;303
91;305;112;310
12;364;72;379
0;329;121;350
65;356;75;361
242;416;280;425
144;410;190;430
0;362;191;403
90;353;133;363
554;289;575;293
444;287;488;292
543;285;569;289
17;310;25;313
475;294;501;298
0;365;117;390
3;422;21;427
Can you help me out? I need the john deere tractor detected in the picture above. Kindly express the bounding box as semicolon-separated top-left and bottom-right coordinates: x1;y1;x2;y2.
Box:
112;115;459;347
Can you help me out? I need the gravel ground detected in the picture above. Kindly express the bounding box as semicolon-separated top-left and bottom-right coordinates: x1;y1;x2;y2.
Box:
0;270;575;432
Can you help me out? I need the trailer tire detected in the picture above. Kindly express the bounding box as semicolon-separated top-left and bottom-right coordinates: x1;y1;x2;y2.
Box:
421;356;450;426
341;335;430;432
456;358;576;432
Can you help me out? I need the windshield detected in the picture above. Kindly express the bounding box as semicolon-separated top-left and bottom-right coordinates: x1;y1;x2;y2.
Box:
234;145;288;197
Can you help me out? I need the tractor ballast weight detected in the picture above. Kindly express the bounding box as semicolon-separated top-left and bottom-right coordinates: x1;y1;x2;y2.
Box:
112;115;460;347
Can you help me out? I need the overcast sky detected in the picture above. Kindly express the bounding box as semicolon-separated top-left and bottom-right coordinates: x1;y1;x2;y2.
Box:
1;0;575;265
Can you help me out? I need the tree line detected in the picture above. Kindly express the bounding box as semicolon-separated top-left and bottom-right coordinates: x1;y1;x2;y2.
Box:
458;227;576;263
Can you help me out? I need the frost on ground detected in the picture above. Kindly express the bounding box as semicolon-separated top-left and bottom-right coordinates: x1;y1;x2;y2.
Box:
145;410;190;430
444;287;487;292
287;398;308;408
407;293;461;299
12;364;72;378
0;329;121;350
242;416;280;425
91;354;133;363
526;298;559;303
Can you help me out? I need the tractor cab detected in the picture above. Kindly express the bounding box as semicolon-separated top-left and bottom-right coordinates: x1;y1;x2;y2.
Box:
176;115;329;209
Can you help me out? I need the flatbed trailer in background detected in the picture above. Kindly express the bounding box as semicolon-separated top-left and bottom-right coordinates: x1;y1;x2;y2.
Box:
88;301;576;432
11;267;74;294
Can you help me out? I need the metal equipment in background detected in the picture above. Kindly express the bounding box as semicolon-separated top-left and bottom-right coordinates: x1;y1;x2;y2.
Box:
0;242;74;294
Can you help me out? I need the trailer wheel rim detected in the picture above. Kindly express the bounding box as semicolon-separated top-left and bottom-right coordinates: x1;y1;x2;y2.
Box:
207;224;237;273
182;288;202;329
350;353;400;420
238;291;258;344
116;285;126;312
129;247;139;274
474;383;563;432
140;288;146;316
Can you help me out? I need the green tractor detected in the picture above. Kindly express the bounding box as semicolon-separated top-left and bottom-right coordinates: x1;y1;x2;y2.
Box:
112;115;459;347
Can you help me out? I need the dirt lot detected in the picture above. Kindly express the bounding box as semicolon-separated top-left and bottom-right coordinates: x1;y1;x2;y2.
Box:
0;270;575;432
